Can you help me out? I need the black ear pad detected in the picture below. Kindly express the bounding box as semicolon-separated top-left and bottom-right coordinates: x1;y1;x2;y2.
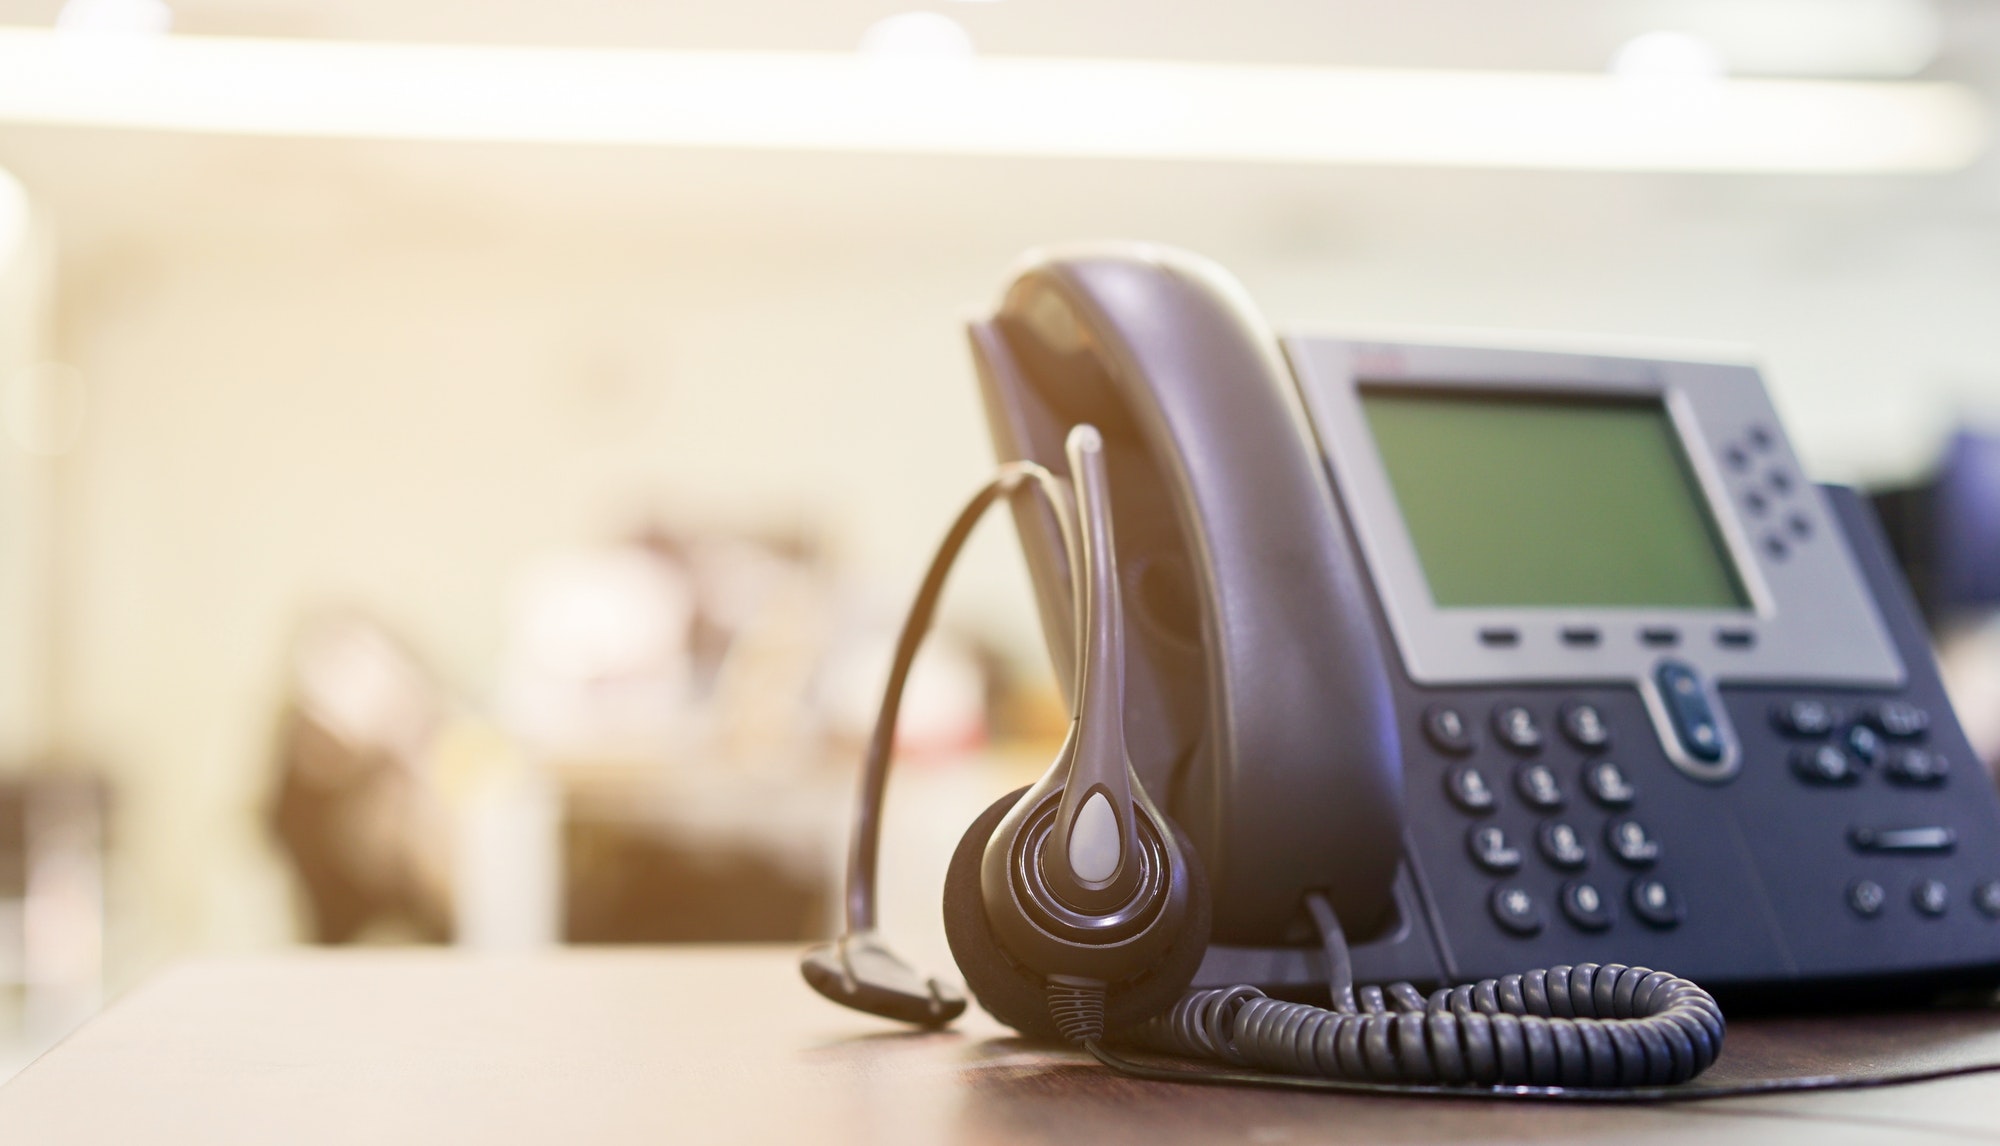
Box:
943;785;1212;1042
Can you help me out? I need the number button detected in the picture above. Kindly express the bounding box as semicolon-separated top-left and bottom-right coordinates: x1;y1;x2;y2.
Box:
1492;705;1542;753
1629;878;1684;929
1423;704;1476;756
1605;818;1661;868
1446;765;1497;814
1560;702;1610;750
1849;880;1886;918
1515;764;1564;811
1537;821;1588;870
1560;880;1613;932
1583;761;1636;808
1490;885;1543;936
1466;825;1524;874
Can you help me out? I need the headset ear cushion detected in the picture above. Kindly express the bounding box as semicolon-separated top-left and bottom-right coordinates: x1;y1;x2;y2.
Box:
942;785;1212;1042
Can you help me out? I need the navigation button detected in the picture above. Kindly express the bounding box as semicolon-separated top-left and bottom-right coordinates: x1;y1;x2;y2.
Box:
1423;704;1476;756
1467;825;1524;874
1446;765;1497;814
1654;661;1725;763
1866;702;1931;741
1629;878;1684;929
1490;885;1543;936
1845;724;1883;765
1606;818;1661;868
1560;702;1611;750
1560;881;1613;932
1537;821;1588;870
1492;705;1542;753
1884;749;1949;787
1583;761;1636;808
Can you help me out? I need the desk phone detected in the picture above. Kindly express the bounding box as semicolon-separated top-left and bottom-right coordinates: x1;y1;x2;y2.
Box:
806;244;2000;1095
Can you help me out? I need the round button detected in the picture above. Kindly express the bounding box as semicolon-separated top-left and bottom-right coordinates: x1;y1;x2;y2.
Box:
1849;880;1886;918
1423;704;1476;756
1560;880;1613;932
1748;425;1775;451
1537;821;1588;870
1791;745;1858;785
1788;513;1812;540
1629;878;1684;929
1769;467;1794;493
1492;705;1542;753
1446;765;1497;814
1724;445;1750;472
1605;818;1661;868
1914;879;1949;917
1559;702;1610;750
1744;489;1769;517
1467;825;1523;874
1515;763;1564;811
1490;884;1543;937
1582;761;1636;809
1975;881;2000;919
1845;724;1882;764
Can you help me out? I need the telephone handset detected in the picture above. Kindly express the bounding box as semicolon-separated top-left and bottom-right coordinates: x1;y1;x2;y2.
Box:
803;244;2000;1097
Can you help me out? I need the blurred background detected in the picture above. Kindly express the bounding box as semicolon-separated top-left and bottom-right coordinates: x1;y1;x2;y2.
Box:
2;0;2000;1076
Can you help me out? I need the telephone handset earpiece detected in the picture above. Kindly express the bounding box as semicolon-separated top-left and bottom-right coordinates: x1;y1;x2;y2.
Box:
801;424;1210;1042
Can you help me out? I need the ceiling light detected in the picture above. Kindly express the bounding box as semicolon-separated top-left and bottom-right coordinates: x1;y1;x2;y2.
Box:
0;28;1980;174
858;12;975;60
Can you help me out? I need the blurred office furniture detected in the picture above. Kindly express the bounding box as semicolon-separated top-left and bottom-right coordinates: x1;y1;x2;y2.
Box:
7;948;2000;1144
0;775;105;1058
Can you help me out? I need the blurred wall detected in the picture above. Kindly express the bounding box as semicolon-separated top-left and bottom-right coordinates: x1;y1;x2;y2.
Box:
1;131;1999;971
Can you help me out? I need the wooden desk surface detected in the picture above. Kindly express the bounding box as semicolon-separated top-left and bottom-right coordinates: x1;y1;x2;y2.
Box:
2;947;1999;1144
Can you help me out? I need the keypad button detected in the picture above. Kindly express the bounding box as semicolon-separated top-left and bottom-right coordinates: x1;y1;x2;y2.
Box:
1772;700;1838;739
1515;764;1565;811
1629;878;1684;929
1866;702;1931;741
1560;880;1614;932
1582;761;1636;809
1884;749;1949;787
1492;705;1542;753
1914;879;1950;918
1791;745;1859;786
1605;818;1661;868
1423;704;1476;756
1845;724;1882;764
1537;821;1588;870
1489;885;1543;936
1849;880;1886;918
1559;702;1611;750
1976;881;2000;919
1466;825;1524;874
1446;765;1497;814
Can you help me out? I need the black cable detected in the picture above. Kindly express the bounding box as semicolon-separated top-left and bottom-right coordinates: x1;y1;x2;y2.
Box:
842;461;1076;934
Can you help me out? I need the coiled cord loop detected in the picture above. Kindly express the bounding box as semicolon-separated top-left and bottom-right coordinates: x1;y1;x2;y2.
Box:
1130;964;1723;1087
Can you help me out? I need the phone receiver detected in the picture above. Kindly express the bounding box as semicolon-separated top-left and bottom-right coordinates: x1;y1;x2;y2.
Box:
969;246;1405;942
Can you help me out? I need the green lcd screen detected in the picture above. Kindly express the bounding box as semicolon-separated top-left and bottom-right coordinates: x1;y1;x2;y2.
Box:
1361;388;1749;610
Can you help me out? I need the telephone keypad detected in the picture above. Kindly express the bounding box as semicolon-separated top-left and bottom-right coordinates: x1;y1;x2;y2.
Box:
1492;705;1542;753
1629;878;1684;930
1514;764;1564;811
1537;821;1589;870
1606;818;1661;868
1467;826;1523;874
1583;761;1636;808
1446;765;1497;814
1489;885;1543;936
1560;881;1613;932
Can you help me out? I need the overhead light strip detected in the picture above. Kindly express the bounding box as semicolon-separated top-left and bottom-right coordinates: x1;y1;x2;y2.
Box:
0;28;1983;172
